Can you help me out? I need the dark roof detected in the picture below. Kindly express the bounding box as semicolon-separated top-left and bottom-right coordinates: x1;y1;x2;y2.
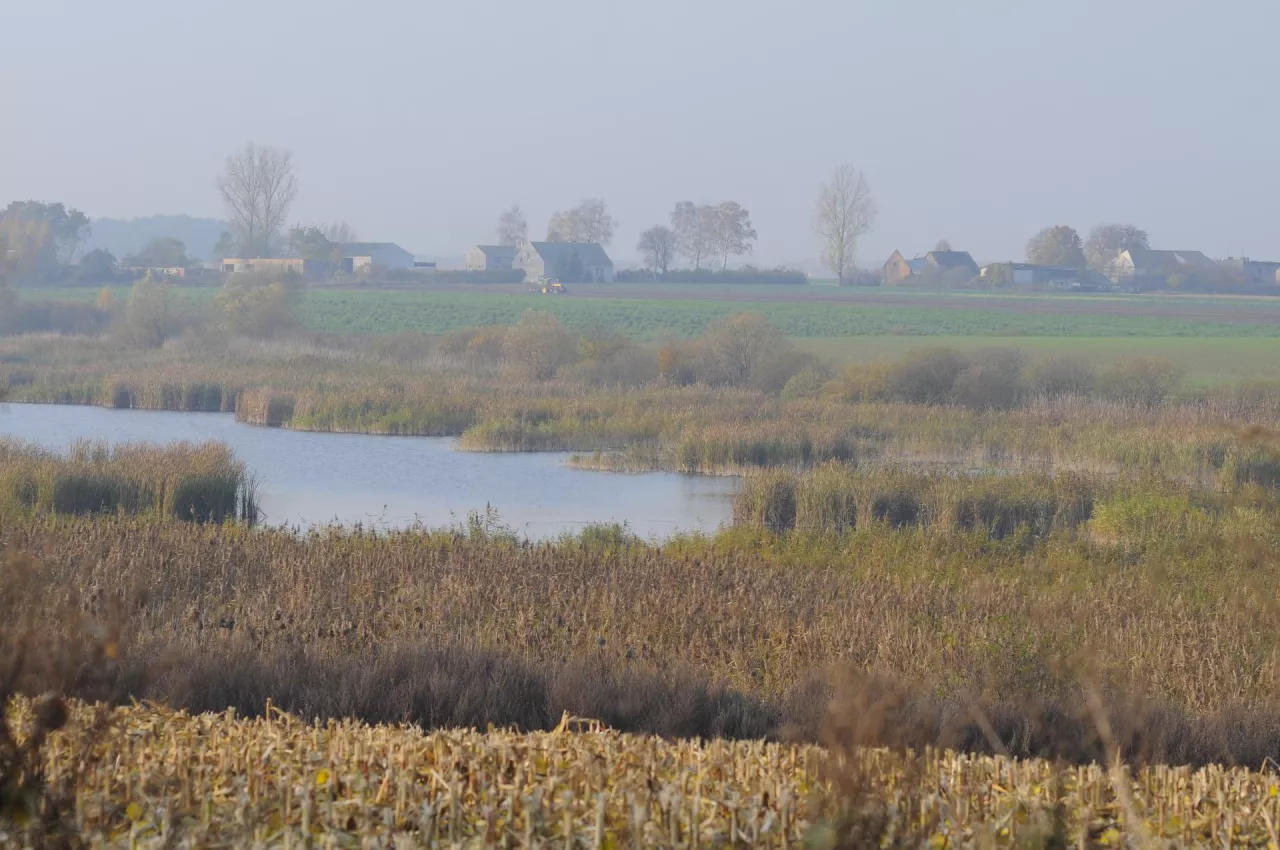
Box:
336;242;411;257
1124;248;1215;269
925;250;979;271
473;244;518;258
905;258;929;274
528;241;613;268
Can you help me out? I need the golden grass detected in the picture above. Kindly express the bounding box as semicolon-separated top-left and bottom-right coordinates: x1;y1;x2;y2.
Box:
6;698;1280;847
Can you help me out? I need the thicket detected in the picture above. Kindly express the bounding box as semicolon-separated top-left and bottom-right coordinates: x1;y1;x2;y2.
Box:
826;347;1190;410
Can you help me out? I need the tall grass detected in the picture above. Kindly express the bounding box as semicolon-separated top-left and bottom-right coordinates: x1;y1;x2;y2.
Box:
1;490;1278;762
0;439;257;522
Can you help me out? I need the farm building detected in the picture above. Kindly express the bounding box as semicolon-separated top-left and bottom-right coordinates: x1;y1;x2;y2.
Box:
1111;248;1215;284
980;263;1112;290
465;245;518;271
1220;257;1280;285
883;249;979;284
220;257;330;279
335;242;415;273
514;241;614;283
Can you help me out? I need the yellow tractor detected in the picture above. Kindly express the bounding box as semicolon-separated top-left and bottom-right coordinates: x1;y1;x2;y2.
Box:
530;277;568;295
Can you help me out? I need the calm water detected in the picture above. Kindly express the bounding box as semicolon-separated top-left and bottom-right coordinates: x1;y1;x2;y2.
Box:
0;403;737;539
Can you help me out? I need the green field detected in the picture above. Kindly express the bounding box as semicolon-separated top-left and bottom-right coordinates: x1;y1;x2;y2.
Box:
25;284;1280;338
798;336;1280;383
17;284;1280;383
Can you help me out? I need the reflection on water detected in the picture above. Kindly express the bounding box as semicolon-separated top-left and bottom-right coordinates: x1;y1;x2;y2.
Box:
0;404;737;539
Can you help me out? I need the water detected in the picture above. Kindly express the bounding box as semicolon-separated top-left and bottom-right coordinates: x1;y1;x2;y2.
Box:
0;403;737;539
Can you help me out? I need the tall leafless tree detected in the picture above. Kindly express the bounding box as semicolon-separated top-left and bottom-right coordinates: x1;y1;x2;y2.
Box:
216;143;298;258
497;205;528;246
323;221;358;245
637;225;678;275
813;165;877;285
710;201;757;270
670;201;718;270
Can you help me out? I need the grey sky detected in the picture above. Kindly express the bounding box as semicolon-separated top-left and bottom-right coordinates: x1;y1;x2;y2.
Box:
3;0;1278;267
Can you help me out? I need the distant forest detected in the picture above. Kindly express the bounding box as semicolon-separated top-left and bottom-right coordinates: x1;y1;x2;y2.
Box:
84;215;227;263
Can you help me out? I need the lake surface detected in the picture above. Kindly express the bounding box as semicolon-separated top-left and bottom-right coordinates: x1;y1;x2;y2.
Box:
0;403;737;539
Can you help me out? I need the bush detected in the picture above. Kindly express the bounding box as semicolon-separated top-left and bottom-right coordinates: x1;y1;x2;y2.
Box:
502;310;578;380
215;272;304;338
824;361;893;403
122;275;172;347
952;348;1027;410
1100;357;1184;407
885;348;967;404
781;364;830;401
699;313;795;389
1028;354;1097;398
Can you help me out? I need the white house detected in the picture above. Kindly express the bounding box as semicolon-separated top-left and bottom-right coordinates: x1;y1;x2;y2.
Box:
513;241;614;283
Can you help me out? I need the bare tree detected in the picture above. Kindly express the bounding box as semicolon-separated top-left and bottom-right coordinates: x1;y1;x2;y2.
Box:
323;221;358;244
709;202;757;270
216;143;299;258
637;225;678;275
670;201;718;270
497;205;528;246
546;199;615;245
934;239;953;252
813;165;877;285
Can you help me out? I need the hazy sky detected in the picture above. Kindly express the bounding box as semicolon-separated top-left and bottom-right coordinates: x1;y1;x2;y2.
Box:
3;0;1278;266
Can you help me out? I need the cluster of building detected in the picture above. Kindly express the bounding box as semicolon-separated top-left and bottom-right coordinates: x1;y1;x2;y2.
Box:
220;242;428;278
882;247;1280;290
210;239;618;284
465;241;615;282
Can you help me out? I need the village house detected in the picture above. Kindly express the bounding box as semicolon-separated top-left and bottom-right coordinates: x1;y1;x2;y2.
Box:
1110;248;1216;284
1220;257;1280;286
513;241;614;283
465;245;518;271
980;263;1112;290
883;249;979;284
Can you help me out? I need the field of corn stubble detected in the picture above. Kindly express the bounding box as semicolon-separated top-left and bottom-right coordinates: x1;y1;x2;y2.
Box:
6;698;1280;848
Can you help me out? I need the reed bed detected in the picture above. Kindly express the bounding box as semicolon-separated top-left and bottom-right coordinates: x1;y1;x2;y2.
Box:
5;698;1280;848
3;502;1280;762
5;334;1280;479
0;438;257;522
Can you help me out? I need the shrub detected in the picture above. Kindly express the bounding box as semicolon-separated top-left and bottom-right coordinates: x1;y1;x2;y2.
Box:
824;361;892;403
1100;357;1184;407
699;313;794;389
502;309;577;380
122;275;172;347
885;348;967;404
951;348;1027;410
215;271;304;338
781;365;829;401
1028;354;1097;398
